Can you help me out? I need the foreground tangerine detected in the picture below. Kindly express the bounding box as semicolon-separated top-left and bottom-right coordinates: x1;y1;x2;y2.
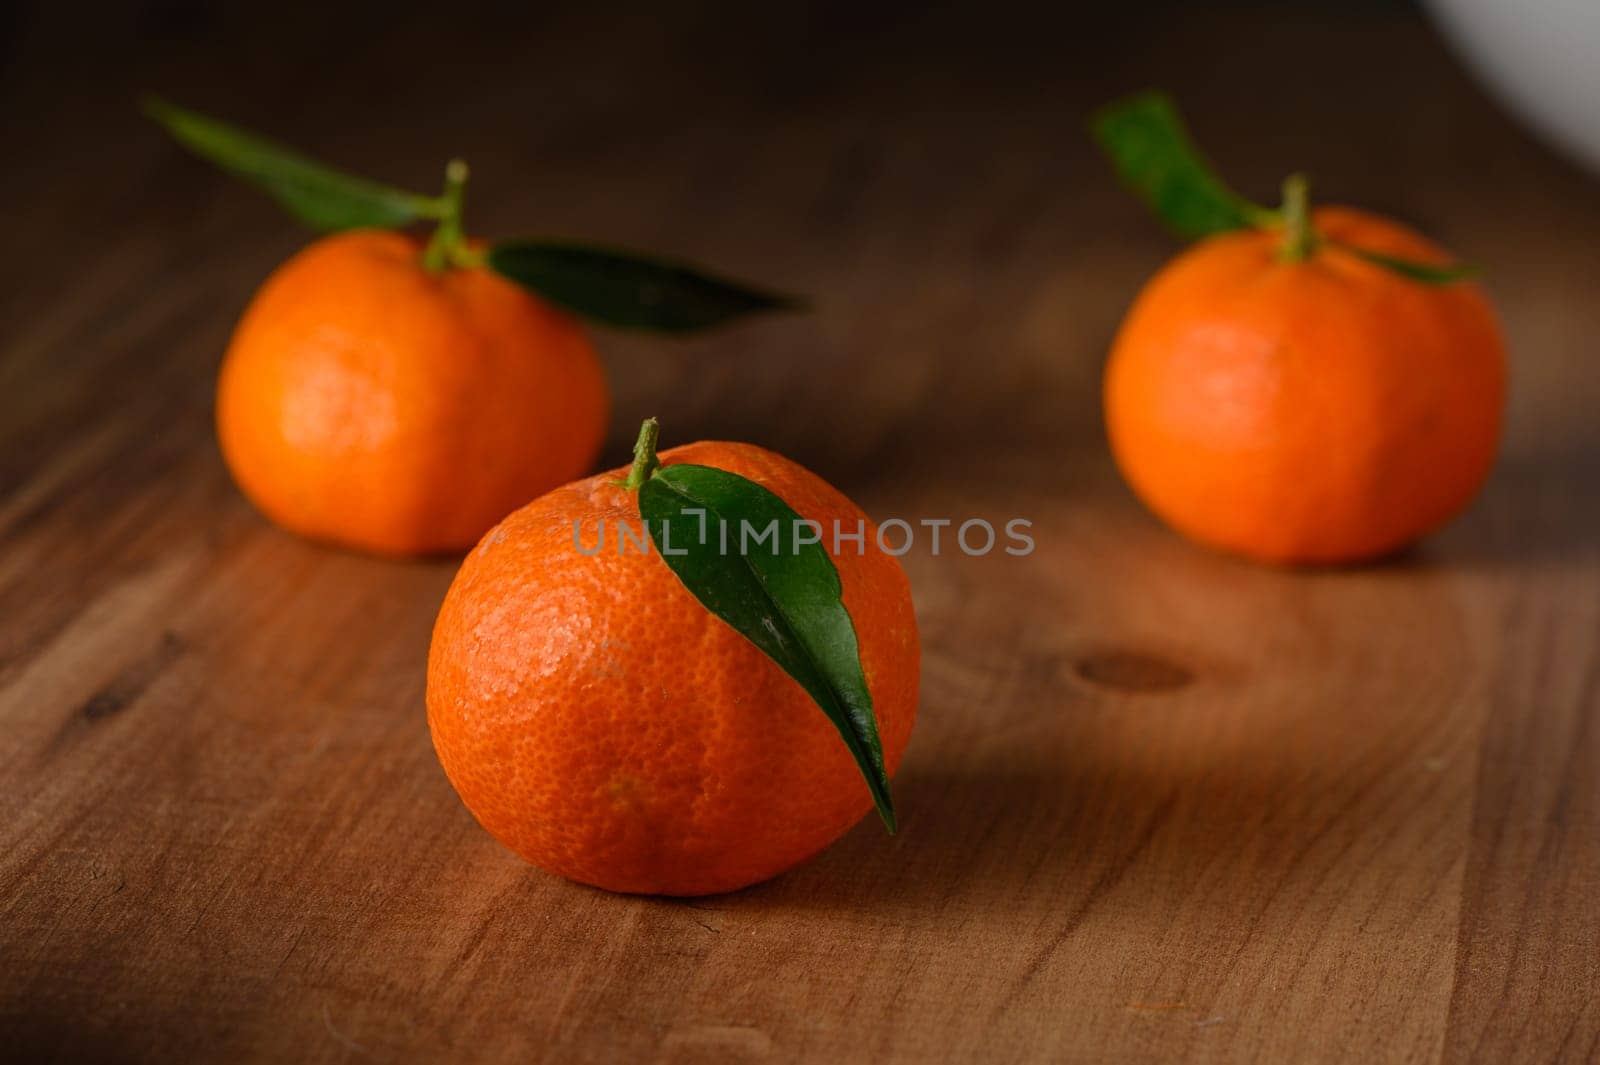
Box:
219;229;607;556
426;431;919;895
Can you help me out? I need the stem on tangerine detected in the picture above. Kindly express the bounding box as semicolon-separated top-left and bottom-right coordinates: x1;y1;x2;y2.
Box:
1277;172;1317;263
422;159;470;273
621;417;661;491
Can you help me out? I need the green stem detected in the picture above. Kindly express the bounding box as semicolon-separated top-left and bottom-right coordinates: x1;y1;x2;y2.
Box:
621;417;661;491
1277;172;1317;262
422;159;469;272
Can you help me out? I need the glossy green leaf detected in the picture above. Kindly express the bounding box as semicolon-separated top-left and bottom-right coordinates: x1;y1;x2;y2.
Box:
488;241;802;333
144;97;441;231
637;463;894;831
1334;242;1481;285
1091;90;1271;239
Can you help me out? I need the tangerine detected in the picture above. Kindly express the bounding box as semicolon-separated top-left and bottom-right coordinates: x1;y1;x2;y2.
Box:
1105;205;1506;563
426;436;919;895
217;229;608;556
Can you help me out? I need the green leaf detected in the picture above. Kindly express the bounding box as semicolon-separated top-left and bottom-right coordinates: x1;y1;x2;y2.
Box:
144;97;441;232
637;463;894;831
1091;90;1272;239
1334;242;1481;284
487;241;802;333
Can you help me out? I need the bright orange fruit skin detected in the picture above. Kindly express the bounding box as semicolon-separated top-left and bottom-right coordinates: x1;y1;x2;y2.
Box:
426;441;920;896
1105;206;1507;564
217;230;608;557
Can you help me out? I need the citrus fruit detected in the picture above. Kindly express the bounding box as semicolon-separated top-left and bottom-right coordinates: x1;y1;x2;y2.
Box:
1105;204;1506;564
217;229;608;556
149;100;794;558
425;433;919;896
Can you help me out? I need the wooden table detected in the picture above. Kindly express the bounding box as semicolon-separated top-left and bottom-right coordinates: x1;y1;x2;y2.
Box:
4;3;1597;1061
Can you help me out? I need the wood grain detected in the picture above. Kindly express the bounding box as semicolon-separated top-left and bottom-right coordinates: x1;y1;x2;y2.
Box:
2;2;1598;1061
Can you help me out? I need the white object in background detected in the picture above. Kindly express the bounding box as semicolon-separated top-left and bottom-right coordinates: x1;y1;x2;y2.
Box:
1423;0;1600;174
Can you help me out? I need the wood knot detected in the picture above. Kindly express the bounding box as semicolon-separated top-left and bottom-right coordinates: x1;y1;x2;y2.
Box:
1074;648;1193;693
78;630;186;721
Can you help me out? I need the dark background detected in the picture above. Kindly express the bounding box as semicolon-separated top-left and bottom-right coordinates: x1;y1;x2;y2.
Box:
7;0;1580;480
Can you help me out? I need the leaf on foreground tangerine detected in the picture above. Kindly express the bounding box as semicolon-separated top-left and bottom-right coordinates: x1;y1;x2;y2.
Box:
637;462;895;832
